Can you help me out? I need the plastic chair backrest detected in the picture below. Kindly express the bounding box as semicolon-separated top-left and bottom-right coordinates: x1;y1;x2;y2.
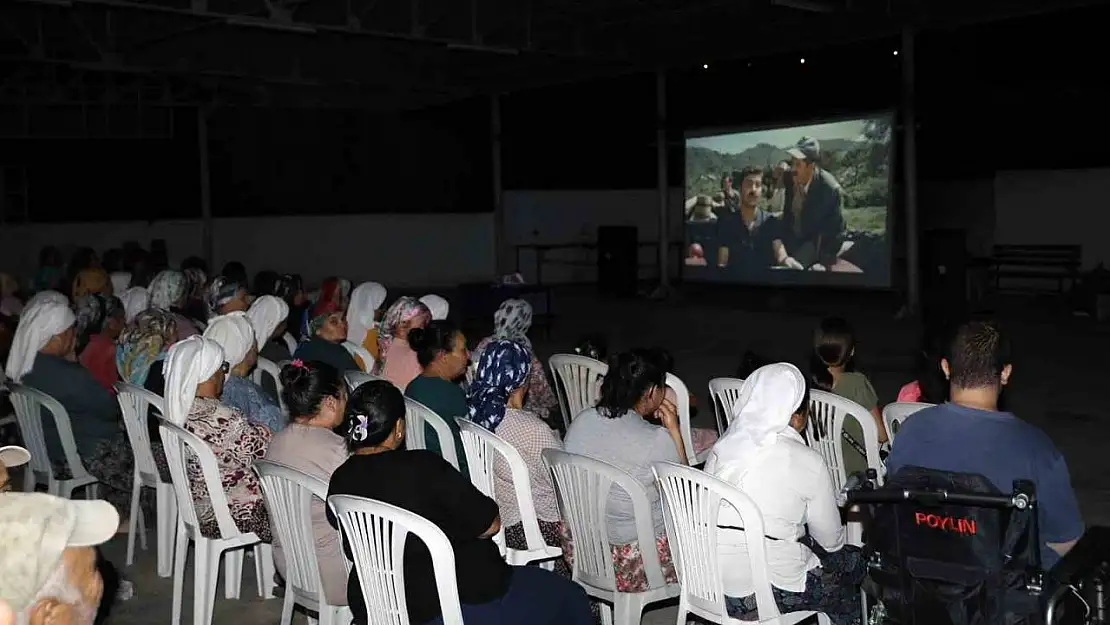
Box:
343;370;383;391
652;462;784;623
548;354;608;429
707;377;746;435
341;341;376;373
882;402;934;443
805;389;883;490
115;382;166;485
327;494;464;625
456;419;550;557
254;460;330;606
253;357;287;414
8;383;91;483
282;333;298;357
403;397;459;470
664;373;697;464
157;417;242;540
541;448;667;592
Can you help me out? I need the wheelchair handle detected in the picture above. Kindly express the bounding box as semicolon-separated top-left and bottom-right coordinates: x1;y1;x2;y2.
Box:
847;488;1034;510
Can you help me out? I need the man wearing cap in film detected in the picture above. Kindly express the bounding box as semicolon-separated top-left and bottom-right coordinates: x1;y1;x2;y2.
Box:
773;136;848;271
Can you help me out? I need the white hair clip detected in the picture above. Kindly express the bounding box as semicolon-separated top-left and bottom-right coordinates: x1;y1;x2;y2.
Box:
349;414;369;442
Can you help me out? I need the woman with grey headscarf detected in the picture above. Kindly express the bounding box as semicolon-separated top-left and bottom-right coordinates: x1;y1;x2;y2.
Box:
148;270;199;342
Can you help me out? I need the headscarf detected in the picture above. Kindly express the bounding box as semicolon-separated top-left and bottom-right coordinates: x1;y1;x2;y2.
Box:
109;272;132;295
71;268;111;300
74;294;123;340
149;270;186;310
203;312;255;370
119;287;151;323
306;278;348;337
115;309;177;385
24;290;68;311
347;282;387;346
493;299;533;350
466;340;531;432
4;299;76;382
183;267;208;302
163;336;224;426
419;294;450;321
246;295;289;350
374;297;431;372
205;276;245;318
706;363;807;485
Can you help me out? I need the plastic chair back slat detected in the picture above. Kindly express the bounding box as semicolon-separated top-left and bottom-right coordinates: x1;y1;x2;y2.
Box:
344;370;385;391
707;377;746;435
252;357;287;414
115;382;166;486
805;389;884;490
157;417;243;540
882;402;934;444
548;354;608;429
341;342;376;373
8;383;97;494
404;398;459;470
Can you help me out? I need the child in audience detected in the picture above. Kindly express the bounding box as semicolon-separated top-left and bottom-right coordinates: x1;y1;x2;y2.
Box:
897;332;948;404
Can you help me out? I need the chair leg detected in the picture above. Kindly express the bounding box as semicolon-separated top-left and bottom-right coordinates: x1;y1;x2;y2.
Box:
254;542;275;599
279;592;295;625
171;522;188;625
87;483;99;500
126;476;142;567
223;549;244;600
157;485;176;578
598;602;614;625
22;467;33;493
194;540;217;625
612;593;645;625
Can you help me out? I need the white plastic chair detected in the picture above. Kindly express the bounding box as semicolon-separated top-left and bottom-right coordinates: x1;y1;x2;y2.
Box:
327;494;465;625
158;418;275;625
665;373;703;465
115;382;178;576
652;462;830;625
343;370;384;391
548;354;608;429
882;402;933;444
804;390;884;492
455;419;563;567
404;397;459;470
341;341;376;373
542;448;680;625
252;357;287;414
282;333;298;356
254;461;351;625
708;377;746;435
7;383;99;498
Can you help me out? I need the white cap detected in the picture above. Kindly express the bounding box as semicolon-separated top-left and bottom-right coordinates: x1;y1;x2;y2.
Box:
0;493;119;610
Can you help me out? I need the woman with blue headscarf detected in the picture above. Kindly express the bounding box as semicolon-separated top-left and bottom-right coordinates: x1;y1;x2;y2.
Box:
467;339;566;574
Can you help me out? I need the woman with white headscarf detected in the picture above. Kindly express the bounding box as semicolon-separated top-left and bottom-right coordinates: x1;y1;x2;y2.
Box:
246;295;291;363
118;286;151;324
204;312;285;433
148;270;200;342
419;294;449;321
346;282;387;365
164;336;272;541
705;363;864;625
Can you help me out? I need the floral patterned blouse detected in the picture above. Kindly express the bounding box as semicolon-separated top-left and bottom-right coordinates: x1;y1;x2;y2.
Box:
473;337;558;424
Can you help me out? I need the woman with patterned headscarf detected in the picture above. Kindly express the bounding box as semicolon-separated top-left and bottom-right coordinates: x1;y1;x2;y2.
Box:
466;339;566;572
373;296;431;388
205;276;249;319
292;278;359;374
148;270;199;342
115;308;178;392
71;267;112;300
181;265;209;323
74;294;125;392
472;299;559;429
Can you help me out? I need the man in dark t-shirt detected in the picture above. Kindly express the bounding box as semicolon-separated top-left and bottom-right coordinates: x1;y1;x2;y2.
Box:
887;321;1084;567
714;166;781;278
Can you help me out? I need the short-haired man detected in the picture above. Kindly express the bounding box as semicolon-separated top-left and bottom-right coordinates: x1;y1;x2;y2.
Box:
774;137;847;270
887;321;1084;567
715;166;782;275
0;492;119;625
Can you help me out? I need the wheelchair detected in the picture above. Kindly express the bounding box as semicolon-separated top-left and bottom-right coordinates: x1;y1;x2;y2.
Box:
846;466;1110;625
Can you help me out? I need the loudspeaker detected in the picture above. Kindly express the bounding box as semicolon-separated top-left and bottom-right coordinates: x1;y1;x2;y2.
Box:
598;226;638;297
922;229;968;327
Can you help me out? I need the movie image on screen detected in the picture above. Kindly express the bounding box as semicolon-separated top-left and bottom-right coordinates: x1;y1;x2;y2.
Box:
683;114;892;287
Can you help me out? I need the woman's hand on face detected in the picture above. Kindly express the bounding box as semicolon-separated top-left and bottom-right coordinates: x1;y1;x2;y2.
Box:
656;397;681;433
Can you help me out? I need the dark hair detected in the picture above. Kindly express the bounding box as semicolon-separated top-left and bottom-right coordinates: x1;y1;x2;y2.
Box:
253;271;279;297
39;245;61;267
737;166;764;184
221;262;248;288
947;320;1010;390
809;317;856;391
181;256;209;275
648;347;674;373
574;334;608;362
408;320;462;368
597;349;665;418
736;349;769;379
795;372;812;418
279;360;344;421
915;330;949;404
102;248;124;273
343;380;406;451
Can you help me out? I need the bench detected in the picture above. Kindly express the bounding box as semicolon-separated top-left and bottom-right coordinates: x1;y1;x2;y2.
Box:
991;244;1081;293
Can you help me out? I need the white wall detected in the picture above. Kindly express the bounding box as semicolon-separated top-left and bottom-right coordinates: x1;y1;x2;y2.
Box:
920;177;996;257
995;168;1110;268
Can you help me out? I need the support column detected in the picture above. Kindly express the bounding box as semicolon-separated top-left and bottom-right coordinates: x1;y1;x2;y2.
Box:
491;93;506;274
656;69;670;289
902;28;920;313
197;106;213;268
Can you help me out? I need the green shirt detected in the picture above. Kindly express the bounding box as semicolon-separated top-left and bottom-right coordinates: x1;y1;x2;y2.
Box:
404;375;470;475
832;371;879;478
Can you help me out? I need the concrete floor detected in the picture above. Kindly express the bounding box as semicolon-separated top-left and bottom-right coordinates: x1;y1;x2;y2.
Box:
92;286;1110;625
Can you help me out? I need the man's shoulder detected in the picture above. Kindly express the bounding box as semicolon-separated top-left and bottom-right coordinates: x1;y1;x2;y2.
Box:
815;168;842;194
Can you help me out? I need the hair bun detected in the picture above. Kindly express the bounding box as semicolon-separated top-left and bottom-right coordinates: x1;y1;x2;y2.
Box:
407;327;427;347
280;362;307;387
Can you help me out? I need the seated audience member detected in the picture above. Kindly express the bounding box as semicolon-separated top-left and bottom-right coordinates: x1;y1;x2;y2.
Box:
252;270;279;298
294;281;359;374
205;276;250;318
164;336;272;541
0;491;119;625
274;274;309;341
346;282;387;366
707;363;864;625
649;347;718;457
404;321;470;474
148;270;200;341
562;349;682;591
75;294;125;393
71;267;112;301
419;294;450;321
467;340;565;573
887;320;1084;567
205;312;285;433
810;317;887;476
473;300;559;428
265;360;350;608
118;286;150;324
897;332;948;404
109;271;131;296
220;261;249;290
327;381;592;625
374;296;432;389
247;295;292;363
573;333;607;362
180;262;209;325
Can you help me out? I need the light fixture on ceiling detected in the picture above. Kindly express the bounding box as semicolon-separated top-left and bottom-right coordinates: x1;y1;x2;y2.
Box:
703;64;709;69
893;50;900;56
800;58;806;64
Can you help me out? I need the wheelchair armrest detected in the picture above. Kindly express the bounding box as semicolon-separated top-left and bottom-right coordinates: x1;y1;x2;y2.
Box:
1047;526;1110;585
